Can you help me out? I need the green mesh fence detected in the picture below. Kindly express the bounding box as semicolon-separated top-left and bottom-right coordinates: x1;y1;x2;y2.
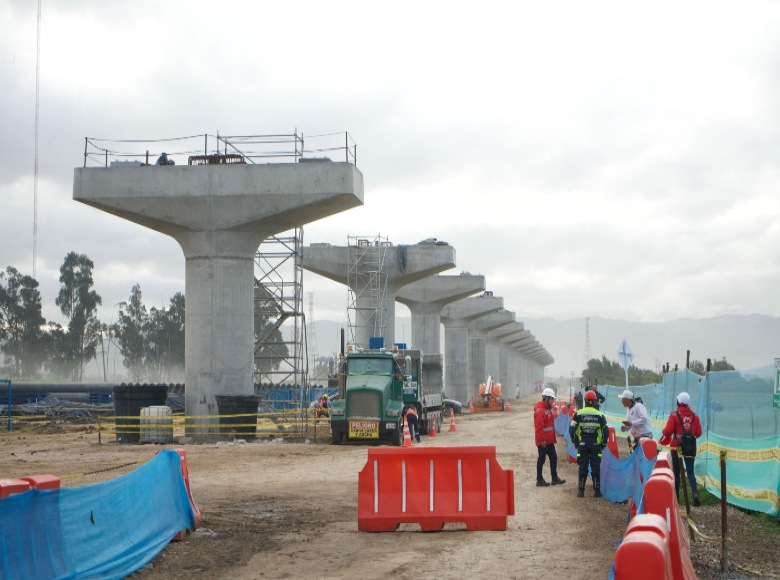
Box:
599;364;779;516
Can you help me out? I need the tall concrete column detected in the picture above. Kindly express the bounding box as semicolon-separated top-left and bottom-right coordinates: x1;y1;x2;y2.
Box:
302;241;456;349
489;321;524;389
469;310;514;393
506;330;531;396
522;346;549;394
74;162;363;433
396;273;485;391
440;294;503;403
517;340;541;395
396;274;485;355
494;322;526;393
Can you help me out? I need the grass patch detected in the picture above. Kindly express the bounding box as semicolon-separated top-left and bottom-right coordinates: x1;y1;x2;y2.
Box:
679;485;780;533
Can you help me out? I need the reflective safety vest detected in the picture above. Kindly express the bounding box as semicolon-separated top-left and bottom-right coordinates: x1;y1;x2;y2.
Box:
404;406;418;419
570;406;608;445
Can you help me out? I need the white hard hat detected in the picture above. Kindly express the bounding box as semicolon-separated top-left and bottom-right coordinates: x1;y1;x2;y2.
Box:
677;392;691;406
542;387;556;399
618;389;634;400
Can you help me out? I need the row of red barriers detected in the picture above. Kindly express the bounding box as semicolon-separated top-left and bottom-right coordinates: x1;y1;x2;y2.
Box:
357;446;514;532
0;474;61;497
613;451;696;580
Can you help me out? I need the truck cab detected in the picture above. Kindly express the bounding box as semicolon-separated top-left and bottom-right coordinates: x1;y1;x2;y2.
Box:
330;347;442;445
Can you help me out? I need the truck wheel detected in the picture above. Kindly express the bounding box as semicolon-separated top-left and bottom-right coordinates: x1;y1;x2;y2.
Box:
331;430;344;445
391;425;402;446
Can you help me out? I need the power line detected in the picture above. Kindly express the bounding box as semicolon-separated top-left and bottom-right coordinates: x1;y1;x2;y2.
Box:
33;0;42;278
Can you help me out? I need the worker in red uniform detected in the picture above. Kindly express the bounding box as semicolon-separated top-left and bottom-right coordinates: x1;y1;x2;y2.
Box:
534;388;566;487
659;392;703;506
404;404;420;443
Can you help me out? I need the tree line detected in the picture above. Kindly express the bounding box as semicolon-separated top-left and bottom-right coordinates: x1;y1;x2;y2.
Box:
581;355;735;387
1;252;289;384
0;252;184;382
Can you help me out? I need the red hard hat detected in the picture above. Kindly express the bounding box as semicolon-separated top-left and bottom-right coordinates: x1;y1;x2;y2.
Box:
584;390;597;402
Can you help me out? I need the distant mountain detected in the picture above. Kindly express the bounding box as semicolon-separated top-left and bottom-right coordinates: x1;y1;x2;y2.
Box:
303;315;780;379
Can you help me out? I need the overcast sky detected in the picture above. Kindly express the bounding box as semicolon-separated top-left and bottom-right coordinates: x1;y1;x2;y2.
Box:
3;1;780;373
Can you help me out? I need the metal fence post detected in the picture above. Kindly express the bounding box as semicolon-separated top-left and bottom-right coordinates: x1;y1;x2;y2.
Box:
4;380;11;432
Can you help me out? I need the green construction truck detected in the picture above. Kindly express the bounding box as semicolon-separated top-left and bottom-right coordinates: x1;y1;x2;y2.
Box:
329;347;444;445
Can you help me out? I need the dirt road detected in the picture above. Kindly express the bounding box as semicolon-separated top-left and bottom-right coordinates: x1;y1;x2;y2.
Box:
1;394;777;579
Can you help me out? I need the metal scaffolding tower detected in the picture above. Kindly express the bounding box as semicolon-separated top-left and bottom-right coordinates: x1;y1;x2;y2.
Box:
346;234;390;347
254;228;308;402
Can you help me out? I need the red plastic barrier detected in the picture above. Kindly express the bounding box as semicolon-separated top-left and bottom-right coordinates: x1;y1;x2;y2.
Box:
172;448;201;541
0;478;31;498
655;451;671;470
20;474;61;490
560;402;568;414
606;425;620;459
640;438;658;463
642;467;696;580
614;514;673;579
358;446;514;532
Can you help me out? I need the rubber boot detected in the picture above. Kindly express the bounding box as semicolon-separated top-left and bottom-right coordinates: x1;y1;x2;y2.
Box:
593;476;602;498
577;476;586;498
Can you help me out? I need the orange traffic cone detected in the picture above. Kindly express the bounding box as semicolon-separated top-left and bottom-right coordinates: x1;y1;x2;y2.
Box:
431;416;437;437
505;401;511;412
449;407;457;432
468;399;474;413
402;417;413;447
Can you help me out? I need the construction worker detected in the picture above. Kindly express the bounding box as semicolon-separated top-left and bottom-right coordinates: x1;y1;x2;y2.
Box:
618;389;653;448
403;404;420;443
586;383;605;410
570;389;609;498
534;388;566;487
659;392;702;506
316;394;330;418
574;386;584;410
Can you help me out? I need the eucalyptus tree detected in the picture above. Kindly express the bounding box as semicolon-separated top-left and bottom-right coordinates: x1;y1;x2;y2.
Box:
54;252;103;381
0;267;47;378
114;284;147;382
145;292;185;382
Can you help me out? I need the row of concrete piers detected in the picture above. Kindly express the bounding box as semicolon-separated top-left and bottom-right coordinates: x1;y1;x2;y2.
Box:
303;242;551;405
73;159;549;429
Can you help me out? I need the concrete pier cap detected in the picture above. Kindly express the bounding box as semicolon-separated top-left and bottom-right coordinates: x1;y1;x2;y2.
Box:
396;273;485;393
440;293;503;403
74;162;364;434
396;273;486;355
302;239;456;348
473;310;515;388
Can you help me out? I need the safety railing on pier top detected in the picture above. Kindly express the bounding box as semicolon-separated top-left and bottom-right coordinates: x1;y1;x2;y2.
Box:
82;131;357;168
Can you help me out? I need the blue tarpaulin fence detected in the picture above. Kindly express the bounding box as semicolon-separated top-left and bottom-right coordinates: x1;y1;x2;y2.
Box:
595;364;779;516
0;450;195;579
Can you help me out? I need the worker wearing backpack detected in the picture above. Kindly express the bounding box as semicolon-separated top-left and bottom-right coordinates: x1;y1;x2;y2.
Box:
659;392;703;506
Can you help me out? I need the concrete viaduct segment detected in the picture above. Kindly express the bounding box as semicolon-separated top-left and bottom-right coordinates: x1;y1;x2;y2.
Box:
440;294;503;403
470;310;515;393
302;241;456;349
517;340;552;395
493;322;527;395
74;162;363;434
396;273;486;392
